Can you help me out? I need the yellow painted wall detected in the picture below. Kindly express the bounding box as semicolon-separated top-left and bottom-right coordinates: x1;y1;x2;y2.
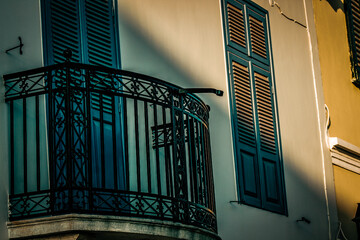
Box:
333;166;360;240
313;1;360;239
313;0;360;146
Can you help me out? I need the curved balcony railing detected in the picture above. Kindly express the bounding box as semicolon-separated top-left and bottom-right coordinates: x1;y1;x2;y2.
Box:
4;62;220;233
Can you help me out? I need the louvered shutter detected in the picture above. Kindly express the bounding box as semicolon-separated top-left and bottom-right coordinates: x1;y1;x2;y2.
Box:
45;0;82;64
252;65;284;212
83;0;124;189
248;8;269;65
226;1;248;55
43;0;125;190
224;0;286;213
230;54;261;207
85;0;116;115
85;0;117;68
347;0;360;84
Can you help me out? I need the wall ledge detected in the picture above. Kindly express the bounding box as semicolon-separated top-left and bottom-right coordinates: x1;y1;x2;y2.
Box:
329;137;360;174
7;214;221;240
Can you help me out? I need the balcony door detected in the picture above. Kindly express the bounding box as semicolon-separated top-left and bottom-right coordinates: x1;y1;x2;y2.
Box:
42;0;125;194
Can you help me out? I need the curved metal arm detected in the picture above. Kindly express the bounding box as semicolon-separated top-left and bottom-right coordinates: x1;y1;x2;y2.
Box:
178;88;223;96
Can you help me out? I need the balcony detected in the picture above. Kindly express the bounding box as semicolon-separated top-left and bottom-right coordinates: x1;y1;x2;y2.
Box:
4;61;220;239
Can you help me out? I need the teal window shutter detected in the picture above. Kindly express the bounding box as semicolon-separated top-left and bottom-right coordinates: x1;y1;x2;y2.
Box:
346;0;360;86
223;0;286;214
85;0;118;68
42;0;125;190
43;0;118;67
44;0;82;64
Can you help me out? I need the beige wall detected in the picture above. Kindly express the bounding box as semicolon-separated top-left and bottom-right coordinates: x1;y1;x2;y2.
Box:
117;0;337;239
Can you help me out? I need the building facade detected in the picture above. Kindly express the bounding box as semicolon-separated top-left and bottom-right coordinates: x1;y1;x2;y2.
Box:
0;0;339;239
313;0;360;239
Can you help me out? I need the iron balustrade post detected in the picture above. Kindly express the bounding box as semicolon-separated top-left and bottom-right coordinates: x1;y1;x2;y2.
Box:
47;70;55;215
36;95;41;191
85;69;93;211
23;97;27;193
65;63;73;211
10;101;14;195
171;93;189;223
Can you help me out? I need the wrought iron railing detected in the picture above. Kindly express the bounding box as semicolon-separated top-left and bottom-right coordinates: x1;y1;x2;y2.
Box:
4;62;219;232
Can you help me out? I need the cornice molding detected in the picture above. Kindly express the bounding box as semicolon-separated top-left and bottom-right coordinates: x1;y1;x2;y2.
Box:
329;137;360;174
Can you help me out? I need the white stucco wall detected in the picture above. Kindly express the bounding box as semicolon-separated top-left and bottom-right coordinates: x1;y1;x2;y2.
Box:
117;0;338;239
0;0;43;239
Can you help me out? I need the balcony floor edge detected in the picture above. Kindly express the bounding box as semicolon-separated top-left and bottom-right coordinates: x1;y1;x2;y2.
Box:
7;214;221;240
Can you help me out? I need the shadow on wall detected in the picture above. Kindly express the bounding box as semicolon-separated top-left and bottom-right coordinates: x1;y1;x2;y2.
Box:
325;0;344;13
216;148;340;240
116;5;227;116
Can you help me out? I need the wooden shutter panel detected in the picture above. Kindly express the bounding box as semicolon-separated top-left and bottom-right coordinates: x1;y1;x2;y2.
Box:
348;0;360;83
85;0;117;68
48;0;81;64
252;66;284;212
85;0;117;114
226;2;248;54
233;61;256;147
83;0;123;189
230;56;261;207
254;71;276;154
248;9;268;64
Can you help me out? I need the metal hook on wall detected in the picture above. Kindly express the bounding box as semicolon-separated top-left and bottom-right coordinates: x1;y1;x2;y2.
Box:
5;37;24;55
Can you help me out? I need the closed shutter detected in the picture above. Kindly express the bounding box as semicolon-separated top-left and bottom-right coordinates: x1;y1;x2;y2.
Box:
224;0;286;214
43;0;125;190
83;0;123;189
347;0;360;84
248;9;269;64
85;0;116;116
85;0;117;68
252;66;284;212
46;0;81;64
230;55;261;207
226;2;247;54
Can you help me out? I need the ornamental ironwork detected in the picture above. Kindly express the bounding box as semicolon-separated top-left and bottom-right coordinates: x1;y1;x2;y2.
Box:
5;62;219;233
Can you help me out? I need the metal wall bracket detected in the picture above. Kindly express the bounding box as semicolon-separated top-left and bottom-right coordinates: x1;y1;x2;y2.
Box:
6;37;24;55
178;88;224;96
